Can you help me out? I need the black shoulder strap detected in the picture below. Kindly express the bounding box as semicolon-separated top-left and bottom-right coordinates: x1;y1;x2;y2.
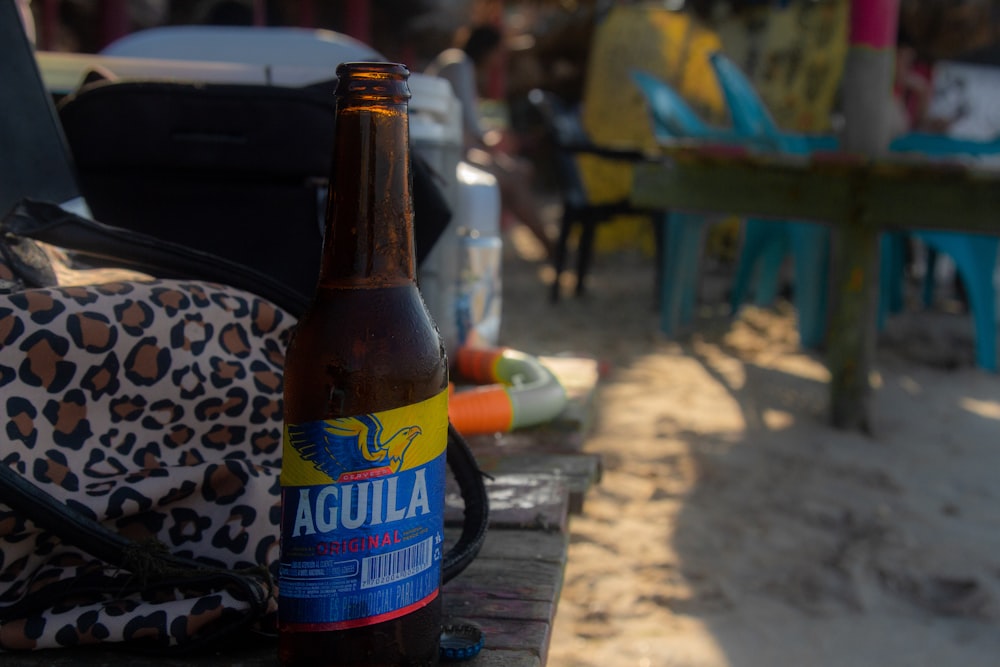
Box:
443;423;489;582
0;462;271;652
4;200;310;316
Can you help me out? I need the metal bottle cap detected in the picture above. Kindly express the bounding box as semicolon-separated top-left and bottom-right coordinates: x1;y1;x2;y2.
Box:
439;623;485;662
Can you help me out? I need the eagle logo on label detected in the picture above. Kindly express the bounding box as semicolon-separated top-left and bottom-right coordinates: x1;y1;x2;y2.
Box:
285;415;422;482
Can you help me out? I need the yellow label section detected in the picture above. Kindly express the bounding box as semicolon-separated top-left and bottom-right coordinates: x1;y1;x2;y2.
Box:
281;390;449;487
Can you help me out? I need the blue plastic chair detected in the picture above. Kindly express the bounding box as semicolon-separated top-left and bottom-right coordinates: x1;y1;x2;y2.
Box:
881;132;1000;330
630;70;734;142
883;133;1000;371
630;70;735;336
631;68;835;344
914;231;998;370
713;51;999;370
708;52;836;350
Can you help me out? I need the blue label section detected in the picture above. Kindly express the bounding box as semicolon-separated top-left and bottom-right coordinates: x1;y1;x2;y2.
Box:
278;455;445;628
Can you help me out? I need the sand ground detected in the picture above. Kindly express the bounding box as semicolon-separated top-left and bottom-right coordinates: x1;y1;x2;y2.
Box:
497;223;1000;667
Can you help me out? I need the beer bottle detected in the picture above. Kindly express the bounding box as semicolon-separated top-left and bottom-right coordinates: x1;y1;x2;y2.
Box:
279;62;449;666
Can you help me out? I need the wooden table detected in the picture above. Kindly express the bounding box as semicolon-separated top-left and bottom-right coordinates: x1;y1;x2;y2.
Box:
3;356;602;667
630;143;1000;431
441;355;602;665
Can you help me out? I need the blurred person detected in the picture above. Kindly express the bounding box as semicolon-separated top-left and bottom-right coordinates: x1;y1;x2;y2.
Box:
891;26;971;137
426;23;556;260
890;33;971;308
891;34;947;137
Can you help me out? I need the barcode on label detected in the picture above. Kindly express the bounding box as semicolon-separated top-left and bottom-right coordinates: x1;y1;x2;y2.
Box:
360;537;434;589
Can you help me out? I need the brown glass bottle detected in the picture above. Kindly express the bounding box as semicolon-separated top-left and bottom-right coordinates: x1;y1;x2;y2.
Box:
279;62;448;667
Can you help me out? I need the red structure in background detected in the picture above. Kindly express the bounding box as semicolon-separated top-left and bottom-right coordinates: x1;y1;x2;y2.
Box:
341;0;370;48
37;0;57;49
849;0;898;49
98;0;129;47
33;0;374;52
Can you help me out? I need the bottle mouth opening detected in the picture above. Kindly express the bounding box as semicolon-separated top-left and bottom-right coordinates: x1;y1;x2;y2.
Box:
335;62;411;101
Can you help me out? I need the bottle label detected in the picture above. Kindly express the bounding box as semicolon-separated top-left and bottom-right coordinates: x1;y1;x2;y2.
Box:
279;390;448;630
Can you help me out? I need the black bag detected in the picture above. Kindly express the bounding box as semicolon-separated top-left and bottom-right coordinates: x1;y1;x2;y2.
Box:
56;76;453;301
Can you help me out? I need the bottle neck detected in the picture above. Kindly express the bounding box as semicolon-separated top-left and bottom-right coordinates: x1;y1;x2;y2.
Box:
319;63;415;287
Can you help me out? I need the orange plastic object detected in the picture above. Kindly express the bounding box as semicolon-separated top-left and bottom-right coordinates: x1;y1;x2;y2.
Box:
448;384;514;435
455;346;506;384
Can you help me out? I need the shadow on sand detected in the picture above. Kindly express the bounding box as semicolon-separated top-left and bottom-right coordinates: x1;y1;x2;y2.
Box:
499;237;1000;667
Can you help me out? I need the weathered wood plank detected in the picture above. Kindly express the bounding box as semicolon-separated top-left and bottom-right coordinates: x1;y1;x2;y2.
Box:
463;650;541;667
443;558;565;602
445;527;569;566
631;152;852;225
478;454;602;487
861;163;1000;232
446;472;570;531
443;527;570;663
469;619;551;659
444;592;556;624
632;150;1000;234
0;642;544;666
472;454;602;515
467;427;587;456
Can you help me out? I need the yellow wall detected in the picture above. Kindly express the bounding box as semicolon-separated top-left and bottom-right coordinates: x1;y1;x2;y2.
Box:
717;1;849;132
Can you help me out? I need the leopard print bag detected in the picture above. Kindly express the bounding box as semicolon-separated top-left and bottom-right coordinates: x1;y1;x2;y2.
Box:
0;276;290;651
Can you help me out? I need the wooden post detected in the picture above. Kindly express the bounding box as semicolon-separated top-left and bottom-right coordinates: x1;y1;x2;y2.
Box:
826;0;899;431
